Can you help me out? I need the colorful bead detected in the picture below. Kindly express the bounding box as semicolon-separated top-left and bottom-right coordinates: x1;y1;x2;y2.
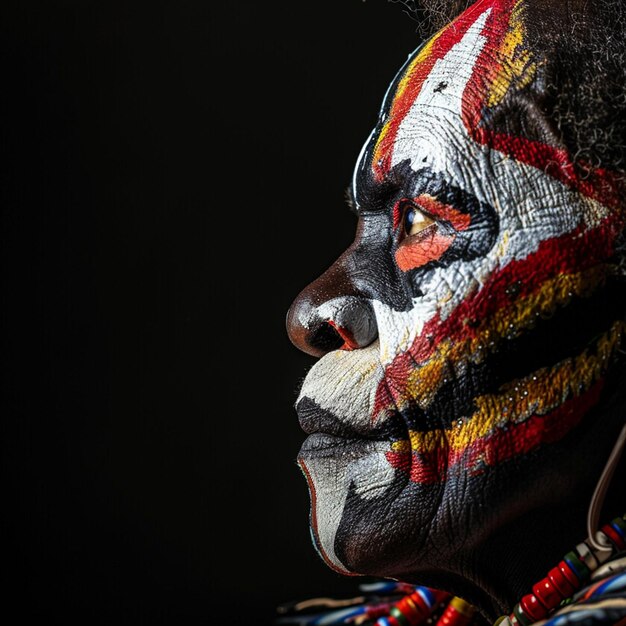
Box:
406;591;431;618
397;596;426;621
390;606;412;626
532;577;562;611
377;586;448;626
491;513;626;626
415;586;437;609
433;589;453;604
450;597;476;618
519;592;548;621
558;559;582;588
512;601;533;626
574;542;599;571
547;565;576;597
367;604;394;619
601;522;625;551
435;597;476;626
564;550;590;582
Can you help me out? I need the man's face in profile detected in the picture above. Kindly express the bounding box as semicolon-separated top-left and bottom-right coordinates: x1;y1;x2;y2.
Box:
287;0;625;582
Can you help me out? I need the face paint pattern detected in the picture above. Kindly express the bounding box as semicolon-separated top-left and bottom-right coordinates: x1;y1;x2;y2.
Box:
296;0;625;577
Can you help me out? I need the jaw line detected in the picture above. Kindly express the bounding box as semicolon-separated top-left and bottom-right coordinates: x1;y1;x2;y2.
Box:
297;456;356;576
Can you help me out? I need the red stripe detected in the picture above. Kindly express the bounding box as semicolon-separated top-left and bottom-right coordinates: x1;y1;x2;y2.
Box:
395;230;455;271
414;195;472;231
385;378;604;484
472;130;622;208
373;217;617;421
460;2;624;206
373;0;489;182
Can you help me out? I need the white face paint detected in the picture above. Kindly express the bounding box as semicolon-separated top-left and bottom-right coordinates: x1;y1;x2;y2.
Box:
298;343;385;430
297;343;394;573
368;6;608;364
295;0;622;576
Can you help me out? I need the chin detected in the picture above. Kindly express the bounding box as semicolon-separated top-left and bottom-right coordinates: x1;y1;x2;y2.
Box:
297;445;445;577
295;345;446;576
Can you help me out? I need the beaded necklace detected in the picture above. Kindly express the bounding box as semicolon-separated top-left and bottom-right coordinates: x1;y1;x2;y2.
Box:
375;513;626;626
276;514;626;626
494;514;625;626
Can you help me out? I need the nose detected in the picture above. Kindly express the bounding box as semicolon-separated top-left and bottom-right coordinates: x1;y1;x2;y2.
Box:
286;258;378;358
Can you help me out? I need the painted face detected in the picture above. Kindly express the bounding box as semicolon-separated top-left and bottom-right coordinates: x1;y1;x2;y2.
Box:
288;0;625;580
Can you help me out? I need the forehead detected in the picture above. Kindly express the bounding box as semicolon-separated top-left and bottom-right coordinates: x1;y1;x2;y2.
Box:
355;0;537;196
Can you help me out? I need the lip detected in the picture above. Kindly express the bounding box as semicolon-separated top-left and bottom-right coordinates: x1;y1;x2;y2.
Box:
296;396;402;440
298;432;392;461
296;396;407;447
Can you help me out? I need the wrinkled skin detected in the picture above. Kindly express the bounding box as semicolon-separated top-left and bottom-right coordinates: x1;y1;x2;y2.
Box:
287;0;626;620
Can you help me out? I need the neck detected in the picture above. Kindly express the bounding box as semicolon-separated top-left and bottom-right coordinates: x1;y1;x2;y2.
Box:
433;362;626;623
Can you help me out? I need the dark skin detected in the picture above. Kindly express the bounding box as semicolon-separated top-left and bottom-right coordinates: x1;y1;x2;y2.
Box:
287;0;626;621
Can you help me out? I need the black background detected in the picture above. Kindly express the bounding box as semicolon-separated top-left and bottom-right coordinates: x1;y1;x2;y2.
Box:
1;1;422;624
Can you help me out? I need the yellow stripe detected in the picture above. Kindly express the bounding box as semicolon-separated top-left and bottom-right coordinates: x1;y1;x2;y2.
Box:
466;265;607;355
372;30;443;164
486;0;536;108
401;321;625;455
401;266;608;408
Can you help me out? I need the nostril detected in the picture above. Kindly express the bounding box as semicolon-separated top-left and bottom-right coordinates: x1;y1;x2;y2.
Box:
309;321;345;354
287;286;378;357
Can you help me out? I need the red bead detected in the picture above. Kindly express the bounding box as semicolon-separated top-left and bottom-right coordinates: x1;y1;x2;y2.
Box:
564;551;590;581
611;520;626;542
367;604;393;619
558;560;581;588
390;606;413;626
601;523;626;551
407;591;430;614
532;577;562;610
397;596;427;622
434;599;475;626
519;593;549;621
547;565;576;597
449;597;476;619
513;602;532;626
436;604;472;626
376;617;402;626
422;588;450;609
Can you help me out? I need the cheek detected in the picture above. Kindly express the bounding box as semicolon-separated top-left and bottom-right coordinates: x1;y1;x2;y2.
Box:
395;231;456;271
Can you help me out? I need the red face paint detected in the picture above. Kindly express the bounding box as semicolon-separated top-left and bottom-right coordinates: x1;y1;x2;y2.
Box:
395;227;455;271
